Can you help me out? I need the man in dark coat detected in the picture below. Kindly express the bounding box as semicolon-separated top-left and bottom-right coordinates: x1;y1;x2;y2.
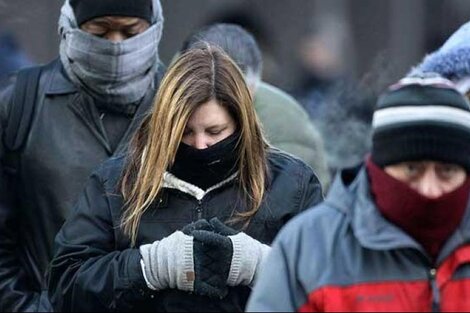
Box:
0;0;164;311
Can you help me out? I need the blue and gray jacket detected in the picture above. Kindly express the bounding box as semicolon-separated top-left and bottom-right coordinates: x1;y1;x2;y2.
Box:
247;165;470;312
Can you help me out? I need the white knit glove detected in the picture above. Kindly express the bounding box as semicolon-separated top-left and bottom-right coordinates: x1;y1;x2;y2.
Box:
227;232;271;287
139;231;195;291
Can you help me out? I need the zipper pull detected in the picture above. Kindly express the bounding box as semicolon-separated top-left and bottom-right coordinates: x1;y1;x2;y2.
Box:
429;268;440;312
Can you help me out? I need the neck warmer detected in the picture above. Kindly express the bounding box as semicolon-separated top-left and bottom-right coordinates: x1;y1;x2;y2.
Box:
58;0;163;113
170;133;240;190
366;158;470;260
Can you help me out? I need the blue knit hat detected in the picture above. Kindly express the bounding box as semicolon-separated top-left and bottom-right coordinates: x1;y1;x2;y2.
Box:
411;21;470;92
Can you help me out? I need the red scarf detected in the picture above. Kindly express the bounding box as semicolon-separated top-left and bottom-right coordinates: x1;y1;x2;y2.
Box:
366;158;470;260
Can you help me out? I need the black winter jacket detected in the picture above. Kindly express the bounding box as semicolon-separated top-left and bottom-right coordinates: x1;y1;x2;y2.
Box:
48;151;323;312
0;59;163;312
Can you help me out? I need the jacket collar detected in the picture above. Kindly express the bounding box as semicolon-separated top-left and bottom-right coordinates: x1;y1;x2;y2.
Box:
439;200;470;264
162;172;237;201
326;165;470;262
44;59;77;95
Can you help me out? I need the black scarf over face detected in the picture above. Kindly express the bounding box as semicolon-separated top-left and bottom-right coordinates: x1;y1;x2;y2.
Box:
169;133;240;190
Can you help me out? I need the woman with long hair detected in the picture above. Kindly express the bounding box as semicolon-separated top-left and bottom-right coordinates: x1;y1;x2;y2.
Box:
48;45;322;312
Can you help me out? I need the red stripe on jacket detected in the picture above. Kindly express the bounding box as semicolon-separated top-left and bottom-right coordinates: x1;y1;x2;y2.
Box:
299;281;432;312
299;276;470;311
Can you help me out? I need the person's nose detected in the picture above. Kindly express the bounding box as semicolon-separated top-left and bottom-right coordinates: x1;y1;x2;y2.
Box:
416;170;444;199
105;31;126;43
193;134;210;150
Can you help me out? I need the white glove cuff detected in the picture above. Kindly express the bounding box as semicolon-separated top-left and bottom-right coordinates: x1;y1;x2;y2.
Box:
140;258;157;290
227;232;271;286
139;231;195;291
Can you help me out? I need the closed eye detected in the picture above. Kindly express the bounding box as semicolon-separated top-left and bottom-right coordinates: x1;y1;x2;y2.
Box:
124;25;142;37
208;130;222;135
206;127;226;135
437;164;463;180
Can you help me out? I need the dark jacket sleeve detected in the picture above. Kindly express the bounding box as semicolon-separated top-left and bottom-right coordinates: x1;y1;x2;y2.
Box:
0;75;44;312
47;172;149;312
298;162;324;212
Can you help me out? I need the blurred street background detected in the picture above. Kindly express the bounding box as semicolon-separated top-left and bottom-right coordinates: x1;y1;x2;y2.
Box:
2;0;470;171
2;0;470;89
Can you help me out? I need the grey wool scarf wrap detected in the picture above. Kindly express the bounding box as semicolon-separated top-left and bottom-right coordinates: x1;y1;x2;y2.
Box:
58;0;163;110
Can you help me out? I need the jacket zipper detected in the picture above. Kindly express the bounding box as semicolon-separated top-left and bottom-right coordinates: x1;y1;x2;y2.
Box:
429;267;440;312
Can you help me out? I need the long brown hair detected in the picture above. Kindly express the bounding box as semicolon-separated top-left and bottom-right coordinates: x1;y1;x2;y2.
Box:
120;45;269;245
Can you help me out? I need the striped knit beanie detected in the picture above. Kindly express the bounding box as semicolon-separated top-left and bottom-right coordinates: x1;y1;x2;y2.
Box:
371;73;470;170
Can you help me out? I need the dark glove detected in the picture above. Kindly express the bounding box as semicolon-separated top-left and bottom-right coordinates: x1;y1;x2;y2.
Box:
192;229;233;299
182;219;213;235
208;217;238;236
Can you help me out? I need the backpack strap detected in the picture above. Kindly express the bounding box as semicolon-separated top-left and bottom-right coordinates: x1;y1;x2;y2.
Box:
4;66;42;152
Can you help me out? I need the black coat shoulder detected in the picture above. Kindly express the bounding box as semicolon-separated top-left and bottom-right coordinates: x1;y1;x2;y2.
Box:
267;148;324;211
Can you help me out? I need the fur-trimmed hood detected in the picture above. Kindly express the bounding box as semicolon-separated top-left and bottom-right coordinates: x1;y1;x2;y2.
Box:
162;172;237;201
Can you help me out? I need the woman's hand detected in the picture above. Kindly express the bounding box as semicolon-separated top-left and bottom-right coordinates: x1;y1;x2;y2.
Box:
139;218;270;299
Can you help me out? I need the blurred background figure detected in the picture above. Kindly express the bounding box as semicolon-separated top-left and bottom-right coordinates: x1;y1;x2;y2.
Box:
3;0;470;179
5;0;470;92
199;8;280;84
316;56;394;176
289;12;377;176
181;23;331;189
0;32;34;80
292;14;351;121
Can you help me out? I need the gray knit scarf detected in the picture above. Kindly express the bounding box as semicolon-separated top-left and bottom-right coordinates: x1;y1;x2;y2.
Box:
58;0;163;111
